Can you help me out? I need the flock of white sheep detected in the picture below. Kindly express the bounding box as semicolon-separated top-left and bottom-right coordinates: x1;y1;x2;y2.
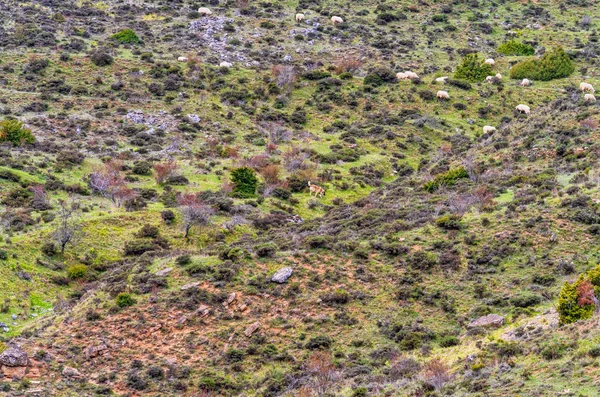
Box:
183;8;596;135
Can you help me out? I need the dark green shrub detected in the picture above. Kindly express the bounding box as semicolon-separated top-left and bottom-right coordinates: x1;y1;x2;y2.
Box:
305;335;332;350
305;235;333;249
446;79;472;90
161;210;176;224
176;254;192;266
136;224;160;238
364;67;396;86
0;119;35;145
510;293;542;308
509;47;574;81
90;51;114;67
302;70;331;80
497;40;535;56
435;214;462;230
111;29;140;44
588;345;600;357
439;335;460;348
123;240;155;256
255;243;277;258
454;54;493;82
116;293;136;308
0;250;7;260
230;167;258;198
352;387;368;397
540;342;567;360
41;242;57;256
225;348;245;362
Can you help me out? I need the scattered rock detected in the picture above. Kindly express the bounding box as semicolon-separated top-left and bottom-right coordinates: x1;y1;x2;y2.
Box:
62;366;81;378
196;305;210;317
468;314;505;329
244;322;260;337
187;114;200;123
85;344;107;358
156;267;173;276
181;282;200;290
0;346;28;367
271;267;293;283
224;292;237;306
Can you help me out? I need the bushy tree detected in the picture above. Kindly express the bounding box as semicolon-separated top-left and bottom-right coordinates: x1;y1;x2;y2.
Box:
230;167;258;198
509;47;574;81
0;119;35;145
454;54;493;82
558;276;594;325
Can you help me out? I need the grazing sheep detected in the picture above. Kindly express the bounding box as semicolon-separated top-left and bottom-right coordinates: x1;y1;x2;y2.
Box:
485;75;495;83
435;76;448;83
580;82;595;93
198;7;212;15
437;90;450;100
331;16;344;24
484;58;495;66
495;73;502;80
585;93;597;102
520;78;531;87
219;61;233;68
396;72;408;80
177;57;188;62
404;71;419;79
516;104;530;115
483;126;497;134
295;13;304;22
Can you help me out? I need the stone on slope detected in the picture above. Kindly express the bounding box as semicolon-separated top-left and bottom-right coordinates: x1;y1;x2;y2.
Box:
271;267;293;284
0;346;28;367
468;314;505;329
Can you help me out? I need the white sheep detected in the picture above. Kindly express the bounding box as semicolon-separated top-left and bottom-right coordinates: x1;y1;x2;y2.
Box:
177;56;189;62
404;71;419;79
520;78;531;87
331;16;344;24
495;73;502;80
198;7;212;15
219;61;233;68
580;82;595;93
484;58;495;66
485;75;495;83
483;126;497;134
435;76;448;84
396;72;408;80
437;90;450;100
585;93;597;102
295;13;304;22
515;104;530;115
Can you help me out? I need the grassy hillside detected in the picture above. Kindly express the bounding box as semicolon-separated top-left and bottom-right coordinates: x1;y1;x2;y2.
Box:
1;0;600;396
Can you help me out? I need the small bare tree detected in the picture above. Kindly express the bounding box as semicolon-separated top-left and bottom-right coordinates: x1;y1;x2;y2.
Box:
53;199;83;254
178;193;214;238
271;65;297;91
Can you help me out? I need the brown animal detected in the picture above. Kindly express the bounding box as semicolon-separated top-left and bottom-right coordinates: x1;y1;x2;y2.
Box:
308;181;325;198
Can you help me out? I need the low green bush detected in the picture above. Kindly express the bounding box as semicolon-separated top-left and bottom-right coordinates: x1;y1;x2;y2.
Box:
497;40;535;56
111;29;140;44
67;264;88;279
509;47;574;81
423;167;469;192
0;119;35;146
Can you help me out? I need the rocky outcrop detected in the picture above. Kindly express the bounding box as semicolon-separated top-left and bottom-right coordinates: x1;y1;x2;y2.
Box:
271;267;293;283
468;314;505;329
0;346;28;367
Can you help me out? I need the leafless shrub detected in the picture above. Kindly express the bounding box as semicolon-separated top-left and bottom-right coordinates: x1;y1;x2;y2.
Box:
272;65;297;91
423;358;452;390
260;164;281;185
153;160;179;184
53;198;83;254
177;193;214;238
88;160;135;207
222;215;248;232
333;55;363;74
299;351;340;396
260;121;291;144
30;184;50;210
